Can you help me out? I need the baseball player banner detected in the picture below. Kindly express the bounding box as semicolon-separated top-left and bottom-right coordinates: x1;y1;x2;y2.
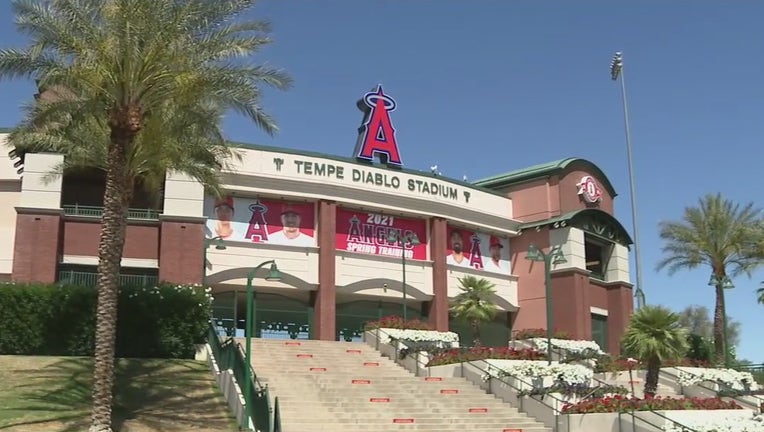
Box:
446;224;510;274
336;207;427;260
204;195;316;247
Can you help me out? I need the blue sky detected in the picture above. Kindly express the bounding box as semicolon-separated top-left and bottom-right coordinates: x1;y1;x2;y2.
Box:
1;1;763;361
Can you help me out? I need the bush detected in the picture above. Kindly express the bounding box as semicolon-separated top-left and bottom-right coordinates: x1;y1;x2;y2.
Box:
426;346;546;366
0;282;212;358
364;315;434;331
513;328;572;340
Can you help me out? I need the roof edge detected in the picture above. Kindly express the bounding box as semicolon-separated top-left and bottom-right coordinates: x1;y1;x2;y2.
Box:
520;208;633;245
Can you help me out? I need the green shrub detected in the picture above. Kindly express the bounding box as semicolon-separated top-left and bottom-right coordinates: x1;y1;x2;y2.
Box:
0;282;212;358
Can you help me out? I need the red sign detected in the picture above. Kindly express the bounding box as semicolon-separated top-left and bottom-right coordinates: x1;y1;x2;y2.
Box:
577;175;602;203
424;377;443;382
352;379;372;384
206;196;315;247
468;408;488;413
296;354;313;359
503;429;523;432
440;389;459;394
446;225;509;274
370;398;390;402
309;367;326;372
336;208;427;260
393;419;415;424
355;85;403;166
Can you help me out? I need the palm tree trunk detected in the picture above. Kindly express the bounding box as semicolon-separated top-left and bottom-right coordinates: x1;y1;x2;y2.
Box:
713;281;726;366
644;356;660;398
471;320;481;347
89;135;131;432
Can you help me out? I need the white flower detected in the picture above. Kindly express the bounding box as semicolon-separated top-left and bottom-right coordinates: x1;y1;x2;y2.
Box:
378;329;460;346
488;360;593;385
676;367;758;391
664;414;763;432
528;338;605;355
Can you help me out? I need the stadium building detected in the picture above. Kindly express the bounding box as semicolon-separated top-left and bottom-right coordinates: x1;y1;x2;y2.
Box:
0;86;634;353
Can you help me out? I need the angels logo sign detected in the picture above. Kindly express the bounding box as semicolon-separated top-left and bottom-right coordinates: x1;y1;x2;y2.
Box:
576;175;603;204
354;85;403;167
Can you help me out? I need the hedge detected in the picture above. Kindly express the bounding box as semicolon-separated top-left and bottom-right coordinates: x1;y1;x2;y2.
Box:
0;282;212;358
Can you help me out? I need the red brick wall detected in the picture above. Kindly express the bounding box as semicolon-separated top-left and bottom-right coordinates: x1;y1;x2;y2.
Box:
315;200;337;340
158;219;204;284
429;217;448;331
12;212;62;283
63;220;159;259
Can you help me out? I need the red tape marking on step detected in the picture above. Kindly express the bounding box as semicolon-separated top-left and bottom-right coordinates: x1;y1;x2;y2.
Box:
363;362;380;366
284;342;301;346
352;379;371;384
346;349;362;353
296;354;313;358
440;389;459;394
503;429;523;432
424;377;443;381
393;419;414;423
369;398;390;402
468;408;488;413
629;380;642;384
309;367;326;372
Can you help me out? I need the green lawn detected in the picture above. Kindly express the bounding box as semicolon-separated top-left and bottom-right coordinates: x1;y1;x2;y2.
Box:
0;355;238;432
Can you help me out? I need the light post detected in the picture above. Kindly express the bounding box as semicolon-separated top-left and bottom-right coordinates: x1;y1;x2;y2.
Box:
203;236;227;285
526;243;567;365
610;51;646;310
387;230;421;320
243;260;282;430
708;274;734;368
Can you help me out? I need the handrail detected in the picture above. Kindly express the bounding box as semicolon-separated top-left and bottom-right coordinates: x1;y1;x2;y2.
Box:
472;358;570;412
617;407;702;432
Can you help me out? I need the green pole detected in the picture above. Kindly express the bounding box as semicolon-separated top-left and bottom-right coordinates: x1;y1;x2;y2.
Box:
544;252;553;366
243;259;276;430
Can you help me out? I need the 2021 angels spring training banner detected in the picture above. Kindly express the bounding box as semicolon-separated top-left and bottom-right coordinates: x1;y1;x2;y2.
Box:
336;207;427;260
204;195;316;247
446;224;509;274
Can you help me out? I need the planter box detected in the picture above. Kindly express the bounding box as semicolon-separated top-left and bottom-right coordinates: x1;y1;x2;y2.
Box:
558;412;620;432
635;409;755;431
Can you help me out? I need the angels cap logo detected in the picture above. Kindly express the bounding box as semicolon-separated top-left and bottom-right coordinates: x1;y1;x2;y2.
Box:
576;175;602;203
354;85;403;166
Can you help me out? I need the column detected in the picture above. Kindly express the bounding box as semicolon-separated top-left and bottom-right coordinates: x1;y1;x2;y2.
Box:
12;153;64;283
314;200;337;340
429;217;448;331
606;284;634;355
158;172;205;284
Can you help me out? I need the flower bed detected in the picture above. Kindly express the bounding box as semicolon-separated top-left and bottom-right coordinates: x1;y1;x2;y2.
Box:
364;315;433;330
494;360;594;386
676;367;759;391
426;346;545;367
375;328;460;346
518;382;628;398
560;395;742;414
664;413;763;432
529;338;605;356
513;328;572;340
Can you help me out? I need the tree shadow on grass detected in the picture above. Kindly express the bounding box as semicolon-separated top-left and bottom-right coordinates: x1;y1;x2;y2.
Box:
0;357;236;432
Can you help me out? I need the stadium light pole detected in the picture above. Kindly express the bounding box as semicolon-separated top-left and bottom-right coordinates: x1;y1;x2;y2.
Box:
243;260;282;430
387;231;421;321
611;51;646;309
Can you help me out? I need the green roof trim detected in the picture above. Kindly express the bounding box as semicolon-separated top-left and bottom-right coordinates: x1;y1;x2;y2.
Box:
473;157;617;197
520;208;633;246
227;140;508;198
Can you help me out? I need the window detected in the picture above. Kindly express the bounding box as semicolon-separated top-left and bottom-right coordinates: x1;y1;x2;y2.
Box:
591;313;608;352
584;234;611;280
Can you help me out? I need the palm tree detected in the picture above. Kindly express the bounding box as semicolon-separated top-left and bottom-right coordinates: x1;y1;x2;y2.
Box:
450;276;498;346
657;193;763;365
621;306;688;398
758;283;764;305
0;2;290;431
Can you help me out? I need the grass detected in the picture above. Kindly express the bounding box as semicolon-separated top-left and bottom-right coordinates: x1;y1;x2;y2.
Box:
0;355;238;432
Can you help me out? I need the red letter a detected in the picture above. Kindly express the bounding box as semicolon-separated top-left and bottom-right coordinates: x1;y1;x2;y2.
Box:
356;87;402;166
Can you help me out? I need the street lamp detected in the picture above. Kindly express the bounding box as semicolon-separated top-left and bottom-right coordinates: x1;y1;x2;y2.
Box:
243;260;282;430
708;274;734;368
526;243;567;365
387;230;421;320
610;51;646;310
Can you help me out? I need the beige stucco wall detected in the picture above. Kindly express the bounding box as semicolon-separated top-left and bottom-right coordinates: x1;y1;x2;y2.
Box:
0;134;22;278
446;266;518;311
335;251;433;298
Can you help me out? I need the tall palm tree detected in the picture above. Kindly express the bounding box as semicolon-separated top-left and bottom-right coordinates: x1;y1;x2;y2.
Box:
621;306;688;398
657;193;763;365
0;2;290;431
450;276;498;346
757;283;764;305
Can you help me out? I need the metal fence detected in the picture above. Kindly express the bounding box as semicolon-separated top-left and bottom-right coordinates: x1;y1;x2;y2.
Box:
57;270;158;288
63;204;162;220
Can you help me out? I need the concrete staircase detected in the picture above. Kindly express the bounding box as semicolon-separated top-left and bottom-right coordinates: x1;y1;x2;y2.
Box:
244;338;552;432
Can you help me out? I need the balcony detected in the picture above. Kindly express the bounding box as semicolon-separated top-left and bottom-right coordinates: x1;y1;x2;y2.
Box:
58;270;158;288
62;204;162;220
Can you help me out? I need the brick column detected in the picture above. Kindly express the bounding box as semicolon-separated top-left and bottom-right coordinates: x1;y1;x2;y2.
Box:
12;208;63;283
550;268;591;339
606;284;633;355
429;217;448;331
315;200;337;340
158;216;205;285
